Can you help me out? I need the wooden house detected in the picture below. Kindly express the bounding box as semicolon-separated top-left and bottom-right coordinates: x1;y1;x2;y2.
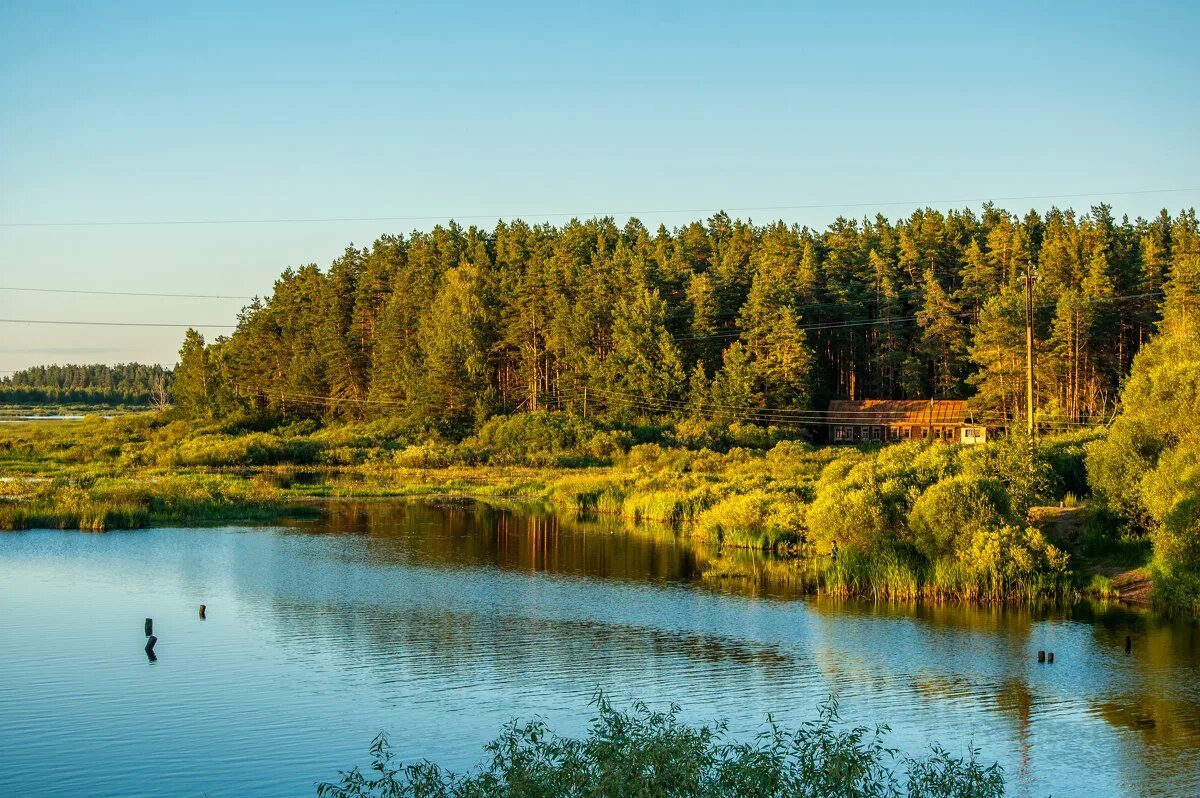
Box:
826;399;987;445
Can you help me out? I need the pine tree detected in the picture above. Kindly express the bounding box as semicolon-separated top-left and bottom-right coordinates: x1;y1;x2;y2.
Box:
173;329;210;417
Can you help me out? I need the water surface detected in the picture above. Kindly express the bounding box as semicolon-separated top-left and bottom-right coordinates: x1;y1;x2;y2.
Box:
0;500;1196;797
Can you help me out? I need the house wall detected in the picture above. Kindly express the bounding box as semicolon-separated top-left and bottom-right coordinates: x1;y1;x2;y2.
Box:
829;423;983;445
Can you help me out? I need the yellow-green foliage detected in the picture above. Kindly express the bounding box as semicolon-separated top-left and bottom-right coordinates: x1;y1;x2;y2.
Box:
620;488;714;525
693;490;804;549
907;476;1013;559
1085;284;1200;612
0;474;293;531
2;409;1097;603
169;433;322;467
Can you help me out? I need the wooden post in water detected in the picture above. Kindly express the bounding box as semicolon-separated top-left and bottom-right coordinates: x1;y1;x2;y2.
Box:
1125;635;1132;654
1047;652;1054;664
144;618;153;637
1037;650;1045;663
199;604;206;620
145;635;157;653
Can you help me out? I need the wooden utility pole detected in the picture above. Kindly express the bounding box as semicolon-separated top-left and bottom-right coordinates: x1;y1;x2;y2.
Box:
1025;263;1036;441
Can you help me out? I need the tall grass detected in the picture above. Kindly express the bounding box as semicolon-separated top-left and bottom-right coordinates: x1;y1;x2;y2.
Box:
703;548;1086;603
0;474;307;531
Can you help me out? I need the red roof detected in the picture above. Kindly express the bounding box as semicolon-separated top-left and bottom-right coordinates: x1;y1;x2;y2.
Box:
826;399;973;425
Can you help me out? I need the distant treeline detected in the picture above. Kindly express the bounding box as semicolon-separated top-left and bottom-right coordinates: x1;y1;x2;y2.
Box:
172;205;1199;433
0;363;171;406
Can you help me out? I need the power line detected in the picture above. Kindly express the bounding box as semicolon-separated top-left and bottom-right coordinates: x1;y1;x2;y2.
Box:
563;385;1100;427
672;291;1166;343
0;286;255;300
1;188;1195;228
215;382;1101;429
0;318;235;328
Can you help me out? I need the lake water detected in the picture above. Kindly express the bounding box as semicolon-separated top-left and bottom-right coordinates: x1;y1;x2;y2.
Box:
0;500;1197;797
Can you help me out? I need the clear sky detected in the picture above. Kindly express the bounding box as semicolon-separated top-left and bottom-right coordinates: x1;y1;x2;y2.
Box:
1;0;1198;371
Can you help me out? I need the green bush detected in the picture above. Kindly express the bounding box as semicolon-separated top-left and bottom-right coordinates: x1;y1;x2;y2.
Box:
472;411;594;464
907;476;1013;560
171;433;322;467
695;490;804;549
317;694;1006;798
1085;420;1163;527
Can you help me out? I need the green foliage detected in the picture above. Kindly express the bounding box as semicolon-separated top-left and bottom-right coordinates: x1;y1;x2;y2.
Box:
1085;421;1163;527
172;329;212;417
0;473;299;531
1084;248;1200;612
152;207;1193;433
0;362;171;406
170;432;322;467
907;476;1013;560
801;439;1070;598
471;412;596;465
694;490;804;550
0;409;1121;604
316;693;1005;798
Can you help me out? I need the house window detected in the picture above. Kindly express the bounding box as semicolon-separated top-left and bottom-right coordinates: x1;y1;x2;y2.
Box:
871;427;882;440
889;426;899;440
860;426;870;439
903;426;912;439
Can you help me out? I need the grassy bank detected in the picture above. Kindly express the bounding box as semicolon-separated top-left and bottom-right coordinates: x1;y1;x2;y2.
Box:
318;692;1005;798
0;473;313;531
0;410;1147;606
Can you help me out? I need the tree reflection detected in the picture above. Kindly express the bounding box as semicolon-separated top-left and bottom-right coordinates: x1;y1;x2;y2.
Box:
270;497;1199;795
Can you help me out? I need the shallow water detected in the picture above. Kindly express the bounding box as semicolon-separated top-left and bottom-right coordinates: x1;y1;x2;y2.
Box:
0;500;1196;797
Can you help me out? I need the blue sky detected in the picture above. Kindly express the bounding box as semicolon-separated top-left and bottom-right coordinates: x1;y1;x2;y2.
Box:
1;0;1198;370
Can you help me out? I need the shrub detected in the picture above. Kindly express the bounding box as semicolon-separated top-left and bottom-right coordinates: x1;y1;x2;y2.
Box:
764;439;816;471
316;694;1006;798
956;524;1069;588
805;486;890;555
695;490;804;549
171;433;321;467
392;443;457;469
907;476;1014;560
625;443;667;469
1084;419;1163;527
472;411;594;463
585;429;634;460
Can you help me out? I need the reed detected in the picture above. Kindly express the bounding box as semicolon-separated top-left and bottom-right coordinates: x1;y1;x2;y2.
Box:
0;474;307;531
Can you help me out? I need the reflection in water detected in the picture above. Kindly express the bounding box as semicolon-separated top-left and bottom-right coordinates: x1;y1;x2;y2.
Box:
0;498;1196;798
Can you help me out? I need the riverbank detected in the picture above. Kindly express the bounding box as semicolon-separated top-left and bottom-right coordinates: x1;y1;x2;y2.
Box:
0;411;1148;606
0;472;316;531
0;465;1126;606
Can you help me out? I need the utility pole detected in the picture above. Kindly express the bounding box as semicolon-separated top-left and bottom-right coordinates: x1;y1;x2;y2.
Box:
1025;262;1037;441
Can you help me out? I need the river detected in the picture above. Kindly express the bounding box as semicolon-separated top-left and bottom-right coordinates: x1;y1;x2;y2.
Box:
0;499;1196;797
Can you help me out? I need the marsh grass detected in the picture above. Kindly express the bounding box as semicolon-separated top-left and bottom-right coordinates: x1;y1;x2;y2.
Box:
0;412;1138;605
0;473;311;531
703;548;1086;603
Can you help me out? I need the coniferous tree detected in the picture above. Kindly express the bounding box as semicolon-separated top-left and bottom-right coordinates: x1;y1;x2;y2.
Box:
145;205;1195;432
